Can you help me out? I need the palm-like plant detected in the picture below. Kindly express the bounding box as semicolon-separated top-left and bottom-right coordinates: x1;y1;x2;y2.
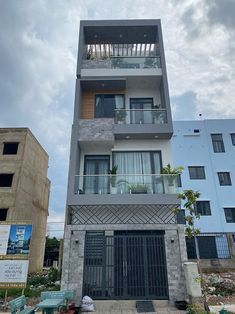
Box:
161;164;184;186
108;165;118;187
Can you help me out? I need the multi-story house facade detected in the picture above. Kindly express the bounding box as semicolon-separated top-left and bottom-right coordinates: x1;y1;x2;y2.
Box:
172;120;235;265
0;128;50;272
61;20;187;302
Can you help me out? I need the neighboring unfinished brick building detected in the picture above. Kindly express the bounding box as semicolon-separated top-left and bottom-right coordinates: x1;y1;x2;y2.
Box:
0;128;50;272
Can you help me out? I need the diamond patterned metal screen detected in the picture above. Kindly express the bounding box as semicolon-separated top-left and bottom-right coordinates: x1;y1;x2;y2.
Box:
68;204;177;225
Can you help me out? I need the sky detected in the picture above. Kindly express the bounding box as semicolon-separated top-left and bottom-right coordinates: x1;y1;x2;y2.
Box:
1;0;235;237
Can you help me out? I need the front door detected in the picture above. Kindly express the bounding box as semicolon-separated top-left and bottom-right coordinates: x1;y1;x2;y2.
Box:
83;155;110;194
83;231;168;299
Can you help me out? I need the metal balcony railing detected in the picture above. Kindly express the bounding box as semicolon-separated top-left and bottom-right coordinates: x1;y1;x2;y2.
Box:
74;174;178;195
82;56;161;69
114;109;167;124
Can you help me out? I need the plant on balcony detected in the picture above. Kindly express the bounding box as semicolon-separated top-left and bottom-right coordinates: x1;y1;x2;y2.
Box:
86;49;92;60
108;165;118;194
161;164;184;187
128;183;148;194
115;109;127;124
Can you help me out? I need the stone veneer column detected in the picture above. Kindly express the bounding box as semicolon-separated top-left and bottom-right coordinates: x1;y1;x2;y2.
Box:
165;226;187;303
61;228;86;302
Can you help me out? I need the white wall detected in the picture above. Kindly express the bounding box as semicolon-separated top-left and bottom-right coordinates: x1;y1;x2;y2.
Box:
172;119;235;233
125;77;161;109
113;139;172;166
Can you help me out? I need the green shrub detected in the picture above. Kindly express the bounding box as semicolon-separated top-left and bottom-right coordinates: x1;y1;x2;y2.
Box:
187;303;215;314
48;267;60;283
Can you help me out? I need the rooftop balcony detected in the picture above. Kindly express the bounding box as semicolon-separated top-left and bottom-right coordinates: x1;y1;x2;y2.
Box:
81;43;162;77
82;56;161;70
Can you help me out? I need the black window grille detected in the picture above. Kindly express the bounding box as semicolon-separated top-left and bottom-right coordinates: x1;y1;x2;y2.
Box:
195;201;211;216
186;234;230;259
224;208;235;223
211;134;225;153
218;172;232;186
231;134;235;146
188;166;205;179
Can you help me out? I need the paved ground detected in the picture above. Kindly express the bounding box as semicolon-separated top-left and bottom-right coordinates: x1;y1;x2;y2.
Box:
93;300;186;313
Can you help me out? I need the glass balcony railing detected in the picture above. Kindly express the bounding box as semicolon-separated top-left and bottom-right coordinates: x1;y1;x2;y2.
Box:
82;56;161;69
114;109;167;124
74;174;178;195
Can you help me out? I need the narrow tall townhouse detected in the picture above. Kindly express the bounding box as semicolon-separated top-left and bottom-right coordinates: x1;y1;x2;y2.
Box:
0;128;50;272
61;20;187;302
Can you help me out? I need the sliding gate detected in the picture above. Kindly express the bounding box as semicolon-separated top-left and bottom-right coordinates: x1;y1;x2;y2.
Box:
83;231;168;299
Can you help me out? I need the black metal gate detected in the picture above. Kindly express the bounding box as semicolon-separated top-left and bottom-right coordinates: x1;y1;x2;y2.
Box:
83;231;168;299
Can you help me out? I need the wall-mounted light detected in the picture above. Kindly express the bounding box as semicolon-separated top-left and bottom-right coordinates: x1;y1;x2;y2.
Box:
171;238;175;243
75;239;79;244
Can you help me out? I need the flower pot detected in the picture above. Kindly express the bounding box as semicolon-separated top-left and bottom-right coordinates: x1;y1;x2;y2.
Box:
167;185;175;194
110;186;117;194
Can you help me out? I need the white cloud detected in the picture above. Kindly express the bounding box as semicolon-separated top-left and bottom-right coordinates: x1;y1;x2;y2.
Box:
1;0;235;236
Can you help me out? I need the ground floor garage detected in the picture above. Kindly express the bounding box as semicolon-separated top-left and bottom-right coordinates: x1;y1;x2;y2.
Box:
61;224;188;303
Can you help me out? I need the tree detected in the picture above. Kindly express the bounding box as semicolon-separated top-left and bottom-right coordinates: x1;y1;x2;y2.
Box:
173;190;209;311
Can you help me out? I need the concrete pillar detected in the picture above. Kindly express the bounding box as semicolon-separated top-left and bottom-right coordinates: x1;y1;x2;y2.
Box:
165;228;187;302
61;228;86;303
227;233;235;258
184;262;202;303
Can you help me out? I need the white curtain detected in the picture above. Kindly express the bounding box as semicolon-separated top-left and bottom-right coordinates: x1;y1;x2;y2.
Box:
113;152;161;193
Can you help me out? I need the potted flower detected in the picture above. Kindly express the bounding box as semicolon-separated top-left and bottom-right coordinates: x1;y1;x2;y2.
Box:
161;164;184;193
108;165;118;194
128;183;148;194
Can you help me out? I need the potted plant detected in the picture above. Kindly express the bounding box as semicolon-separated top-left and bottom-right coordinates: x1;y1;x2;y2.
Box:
128;183;148;194
161;164;184;193
115;109;127;124
108;165;118;194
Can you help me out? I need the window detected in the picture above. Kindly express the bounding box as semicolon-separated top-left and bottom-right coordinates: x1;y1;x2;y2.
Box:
211;134;225;152
3;142;19;155
188;166;205;179
95;94;124;118
0;174;14;187
231;134;235;146
177;209;185;224
224;208;235;223
195;201;211;215
0;208;8;221
218;172;232;186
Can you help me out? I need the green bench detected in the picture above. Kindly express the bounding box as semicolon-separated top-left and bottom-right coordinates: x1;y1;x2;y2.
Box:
39;290;75;313
9;296;35;314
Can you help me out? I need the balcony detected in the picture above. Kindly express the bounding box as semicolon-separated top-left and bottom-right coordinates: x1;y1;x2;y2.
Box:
82;56;161;70
114;108;167;125
74;174;178;195
113;108;172;139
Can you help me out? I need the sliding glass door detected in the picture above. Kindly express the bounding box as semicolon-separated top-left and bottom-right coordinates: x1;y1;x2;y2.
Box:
84;156;110;194
130;98;153;124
